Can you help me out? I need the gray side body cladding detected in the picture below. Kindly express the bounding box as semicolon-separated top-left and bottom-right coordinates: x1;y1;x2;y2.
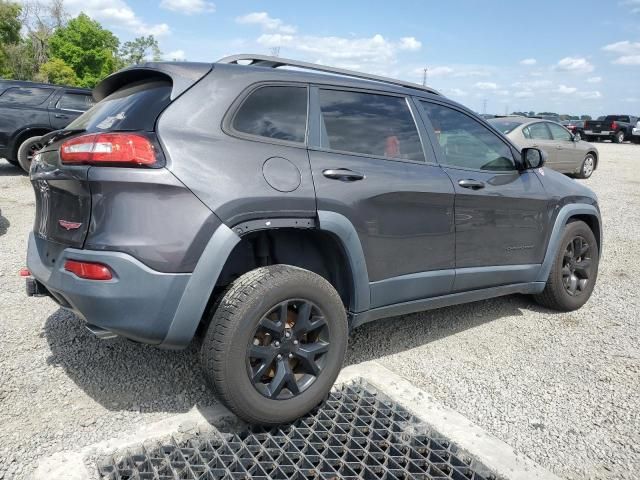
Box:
160;224;240;349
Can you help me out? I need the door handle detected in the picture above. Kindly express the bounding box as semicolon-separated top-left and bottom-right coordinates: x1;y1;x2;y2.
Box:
556;145;563;150
322;168;365;181
54;114;68;119
458;179;485;190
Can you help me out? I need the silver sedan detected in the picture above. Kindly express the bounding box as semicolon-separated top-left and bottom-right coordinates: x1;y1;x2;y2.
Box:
488;117;599;179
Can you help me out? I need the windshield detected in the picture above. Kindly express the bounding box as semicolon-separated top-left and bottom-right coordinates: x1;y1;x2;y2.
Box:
487;119;522;134
67;80;172;132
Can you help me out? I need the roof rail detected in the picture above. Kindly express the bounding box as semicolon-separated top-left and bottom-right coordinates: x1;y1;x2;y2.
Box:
217;54;441;96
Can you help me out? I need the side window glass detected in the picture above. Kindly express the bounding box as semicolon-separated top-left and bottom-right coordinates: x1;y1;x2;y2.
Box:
547;123;572;141
528;122;552;140
0;87;53;105
232;86;307;143
420;101;515;171
57;93;95;112
318;89;424;162
522;126;531;139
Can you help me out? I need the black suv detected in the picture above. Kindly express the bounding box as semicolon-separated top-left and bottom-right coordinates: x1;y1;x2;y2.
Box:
24;55;602;425
0;80;93;171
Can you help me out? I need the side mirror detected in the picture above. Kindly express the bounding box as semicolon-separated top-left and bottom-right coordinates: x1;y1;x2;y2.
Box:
521;147;546;169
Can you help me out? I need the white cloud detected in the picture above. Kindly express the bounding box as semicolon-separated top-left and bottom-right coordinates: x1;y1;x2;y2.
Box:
425;66;454;77
236;12;296;34
587;76;602;83
65;0;170;36
555;57;595;73
520;58;537;65
160;0;214;14
474;81;498;90
602;41;640;65
166;49;186;60
398;37;421;51
448;88;468;97
620;0;640;14
557;84;577;94
577;91;602;99
511;79;552;89
514;91;534;98
613;55;640;65
256;33;421;72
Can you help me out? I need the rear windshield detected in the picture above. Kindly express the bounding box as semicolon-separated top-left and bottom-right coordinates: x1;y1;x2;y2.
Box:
67;79;172;132
603;115;627;122
488;119;522;134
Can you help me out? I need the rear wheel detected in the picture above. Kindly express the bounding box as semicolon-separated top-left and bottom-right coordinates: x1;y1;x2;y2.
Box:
613;131;625;144
579;153;596;179
17;135;44;172
534;221;598;311
200;265;348;425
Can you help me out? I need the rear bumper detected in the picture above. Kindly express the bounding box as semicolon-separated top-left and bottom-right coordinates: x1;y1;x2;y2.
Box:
26;232;190;345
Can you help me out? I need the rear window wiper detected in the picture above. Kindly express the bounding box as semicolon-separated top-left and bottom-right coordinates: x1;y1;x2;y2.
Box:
41;128;86;146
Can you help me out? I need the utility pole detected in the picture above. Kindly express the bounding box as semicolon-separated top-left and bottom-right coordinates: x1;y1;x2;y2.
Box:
422;67;428;87
482;99;487;115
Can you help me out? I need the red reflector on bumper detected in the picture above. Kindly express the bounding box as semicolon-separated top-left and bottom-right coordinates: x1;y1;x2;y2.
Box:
64;260;113;280
19;268;31;277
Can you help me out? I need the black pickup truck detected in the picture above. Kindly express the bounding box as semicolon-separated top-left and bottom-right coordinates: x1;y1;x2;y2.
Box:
583;115;638;143
0;80;94;172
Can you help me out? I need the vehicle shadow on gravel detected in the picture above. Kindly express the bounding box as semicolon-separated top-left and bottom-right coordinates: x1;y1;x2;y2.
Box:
0;213;8;237
43;293;558;415
0;161;26;176
43;308;215;414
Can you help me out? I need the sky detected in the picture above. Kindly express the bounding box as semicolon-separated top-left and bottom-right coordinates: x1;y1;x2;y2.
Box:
58;0;640;116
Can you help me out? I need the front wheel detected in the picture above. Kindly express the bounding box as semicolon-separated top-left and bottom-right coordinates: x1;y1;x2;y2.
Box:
579;153;596;179
17;135;44;173
200;265;348;425
534;220;598;311
613;131;625;144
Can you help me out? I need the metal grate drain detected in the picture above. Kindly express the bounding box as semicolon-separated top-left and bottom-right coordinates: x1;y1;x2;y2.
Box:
97;382;491;479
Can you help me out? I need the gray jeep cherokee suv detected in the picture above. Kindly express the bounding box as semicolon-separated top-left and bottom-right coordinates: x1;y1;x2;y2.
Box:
25;55;602;425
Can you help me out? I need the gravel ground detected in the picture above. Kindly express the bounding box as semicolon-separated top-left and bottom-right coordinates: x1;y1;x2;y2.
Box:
0;143;638;479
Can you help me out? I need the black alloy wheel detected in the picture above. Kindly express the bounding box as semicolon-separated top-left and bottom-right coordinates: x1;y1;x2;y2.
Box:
247;299;330;400
561;236;592;296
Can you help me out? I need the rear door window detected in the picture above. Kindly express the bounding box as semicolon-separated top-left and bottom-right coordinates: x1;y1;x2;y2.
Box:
67;80;172;132
0;87;54;106
528;122;553;140
56;93;95;112
547;122;572;141
318;89;424;162
232;85;307;143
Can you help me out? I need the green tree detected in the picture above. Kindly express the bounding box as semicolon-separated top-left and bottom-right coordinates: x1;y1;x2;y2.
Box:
119;35;161;66
35;57;79;85
580;115;592;121
49;13;119;87
0;0;21;44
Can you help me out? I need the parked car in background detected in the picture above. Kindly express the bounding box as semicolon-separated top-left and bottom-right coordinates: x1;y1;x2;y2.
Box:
489;116;599;178
632;120;640;144
23;55;602;425
583;115;638;143
562;120;585;141
0;80;94;172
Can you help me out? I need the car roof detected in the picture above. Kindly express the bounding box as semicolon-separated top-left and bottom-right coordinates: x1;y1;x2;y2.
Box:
0;79;91;92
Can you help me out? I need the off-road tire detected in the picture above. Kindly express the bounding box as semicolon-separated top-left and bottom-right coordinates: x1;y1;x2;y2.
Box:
534;220;598;311
17;135;44;173
613;131;625;144
200;265;348;425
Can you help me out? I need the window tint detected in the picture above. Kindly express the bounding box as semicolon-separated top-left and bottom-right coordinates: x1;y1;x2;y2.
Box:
528;122;552;140
420;101;515;171
318;89;424;161
522;126;532;139
0;87;53;105
57;93;95;111
67;80;172;132
547;122;572;141
233;86;307;143
488;119;522;134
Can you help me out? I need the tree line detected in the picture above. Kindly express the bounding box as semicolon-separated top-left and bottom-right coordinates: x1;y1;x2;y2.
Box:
511;111;593;121
0;0;166;88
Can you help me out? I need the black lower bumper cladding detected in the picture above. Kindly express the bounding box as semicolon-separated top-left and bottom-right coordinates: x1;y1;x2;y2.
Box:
98;382;490;479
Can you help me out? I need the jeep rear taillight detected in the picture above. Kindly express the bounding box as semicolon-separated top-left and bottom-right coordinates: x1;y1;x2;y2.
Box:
60;132;159;167
64;260;113;280
611;121;618;130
